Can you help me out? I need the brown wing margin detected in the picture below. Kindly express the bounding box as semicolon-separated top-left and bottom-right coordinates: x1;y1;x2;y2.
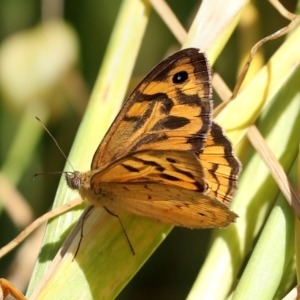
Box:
199;122;241;206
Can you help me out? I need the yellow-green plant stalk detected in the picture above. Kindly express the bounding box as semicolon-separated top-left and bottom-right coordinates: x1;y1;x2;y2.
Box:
232;159;299;300
27;0;151;297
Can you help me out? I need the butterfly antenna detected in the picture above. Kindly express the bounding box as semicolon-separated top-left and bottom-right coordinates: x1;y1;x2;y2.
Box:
35;117;75;171
32;171;72;180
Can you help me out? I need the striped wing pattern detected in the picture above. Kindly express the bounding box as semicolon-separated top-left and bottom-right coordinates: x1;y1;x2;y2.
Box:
66;48;241;228
92;48;212;169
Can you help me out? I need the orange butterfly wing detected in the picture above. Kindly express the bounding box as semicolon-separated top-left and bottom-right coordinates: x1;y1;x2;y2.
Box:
92;48;212;169
91;150;206;190
92;183;236;228
88;150;237;228
199;122;241;205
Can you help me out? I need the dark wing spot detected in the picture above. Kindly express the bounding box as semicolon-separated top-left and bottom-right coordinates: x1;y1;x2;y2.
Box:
123;99;155;131
145;162;165;172
141;160;160;167
156;166;165;172
134;158;165;172
122;164;139;173
136;92;168;103
152;116;190;130
129;133;168;153
198;212;206;217
173;168;195;180
176;89;205;106
166;158;176;163
194;182;205;192
159;97;174;115
172;71;188;84
161;174;180;181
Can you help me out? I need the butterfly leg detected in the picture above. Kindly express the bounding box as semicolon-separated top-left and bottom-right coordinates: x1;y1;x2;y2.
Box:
73;205;95;260
103;206;135;255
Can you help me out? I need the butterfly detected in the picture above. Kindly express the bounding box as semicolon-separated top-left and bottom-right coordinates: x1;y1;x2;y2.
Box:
66;48;241;228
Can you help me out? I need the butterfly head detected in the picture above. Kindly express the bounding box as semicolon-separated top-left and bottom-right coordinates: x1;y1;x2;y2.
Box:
65;171;83;190
65;169;98;192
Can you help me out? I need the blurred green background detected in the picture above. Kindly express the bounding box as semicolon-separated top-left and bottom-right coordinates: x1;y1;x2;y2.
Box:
0;0;297;299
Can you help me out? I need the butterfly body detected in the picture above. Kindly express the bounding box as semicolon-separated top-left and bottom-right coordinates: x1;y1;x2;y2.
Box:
66;48;241;229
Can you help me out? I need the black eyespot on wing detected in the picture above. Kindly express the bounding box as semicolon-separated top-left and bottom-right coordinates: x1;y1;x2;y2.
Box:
172;71;188;84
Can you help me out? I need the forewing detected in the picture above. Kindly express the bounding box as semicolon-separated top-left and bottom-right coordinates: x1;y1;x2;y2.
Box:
97;182;237;228
199;122;242;205
92;48;212;169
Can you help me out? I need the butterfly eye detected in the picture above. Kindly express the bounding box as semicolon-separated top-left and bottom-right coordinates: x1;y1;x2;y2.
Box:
172;71;188;84
65;172;82;190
